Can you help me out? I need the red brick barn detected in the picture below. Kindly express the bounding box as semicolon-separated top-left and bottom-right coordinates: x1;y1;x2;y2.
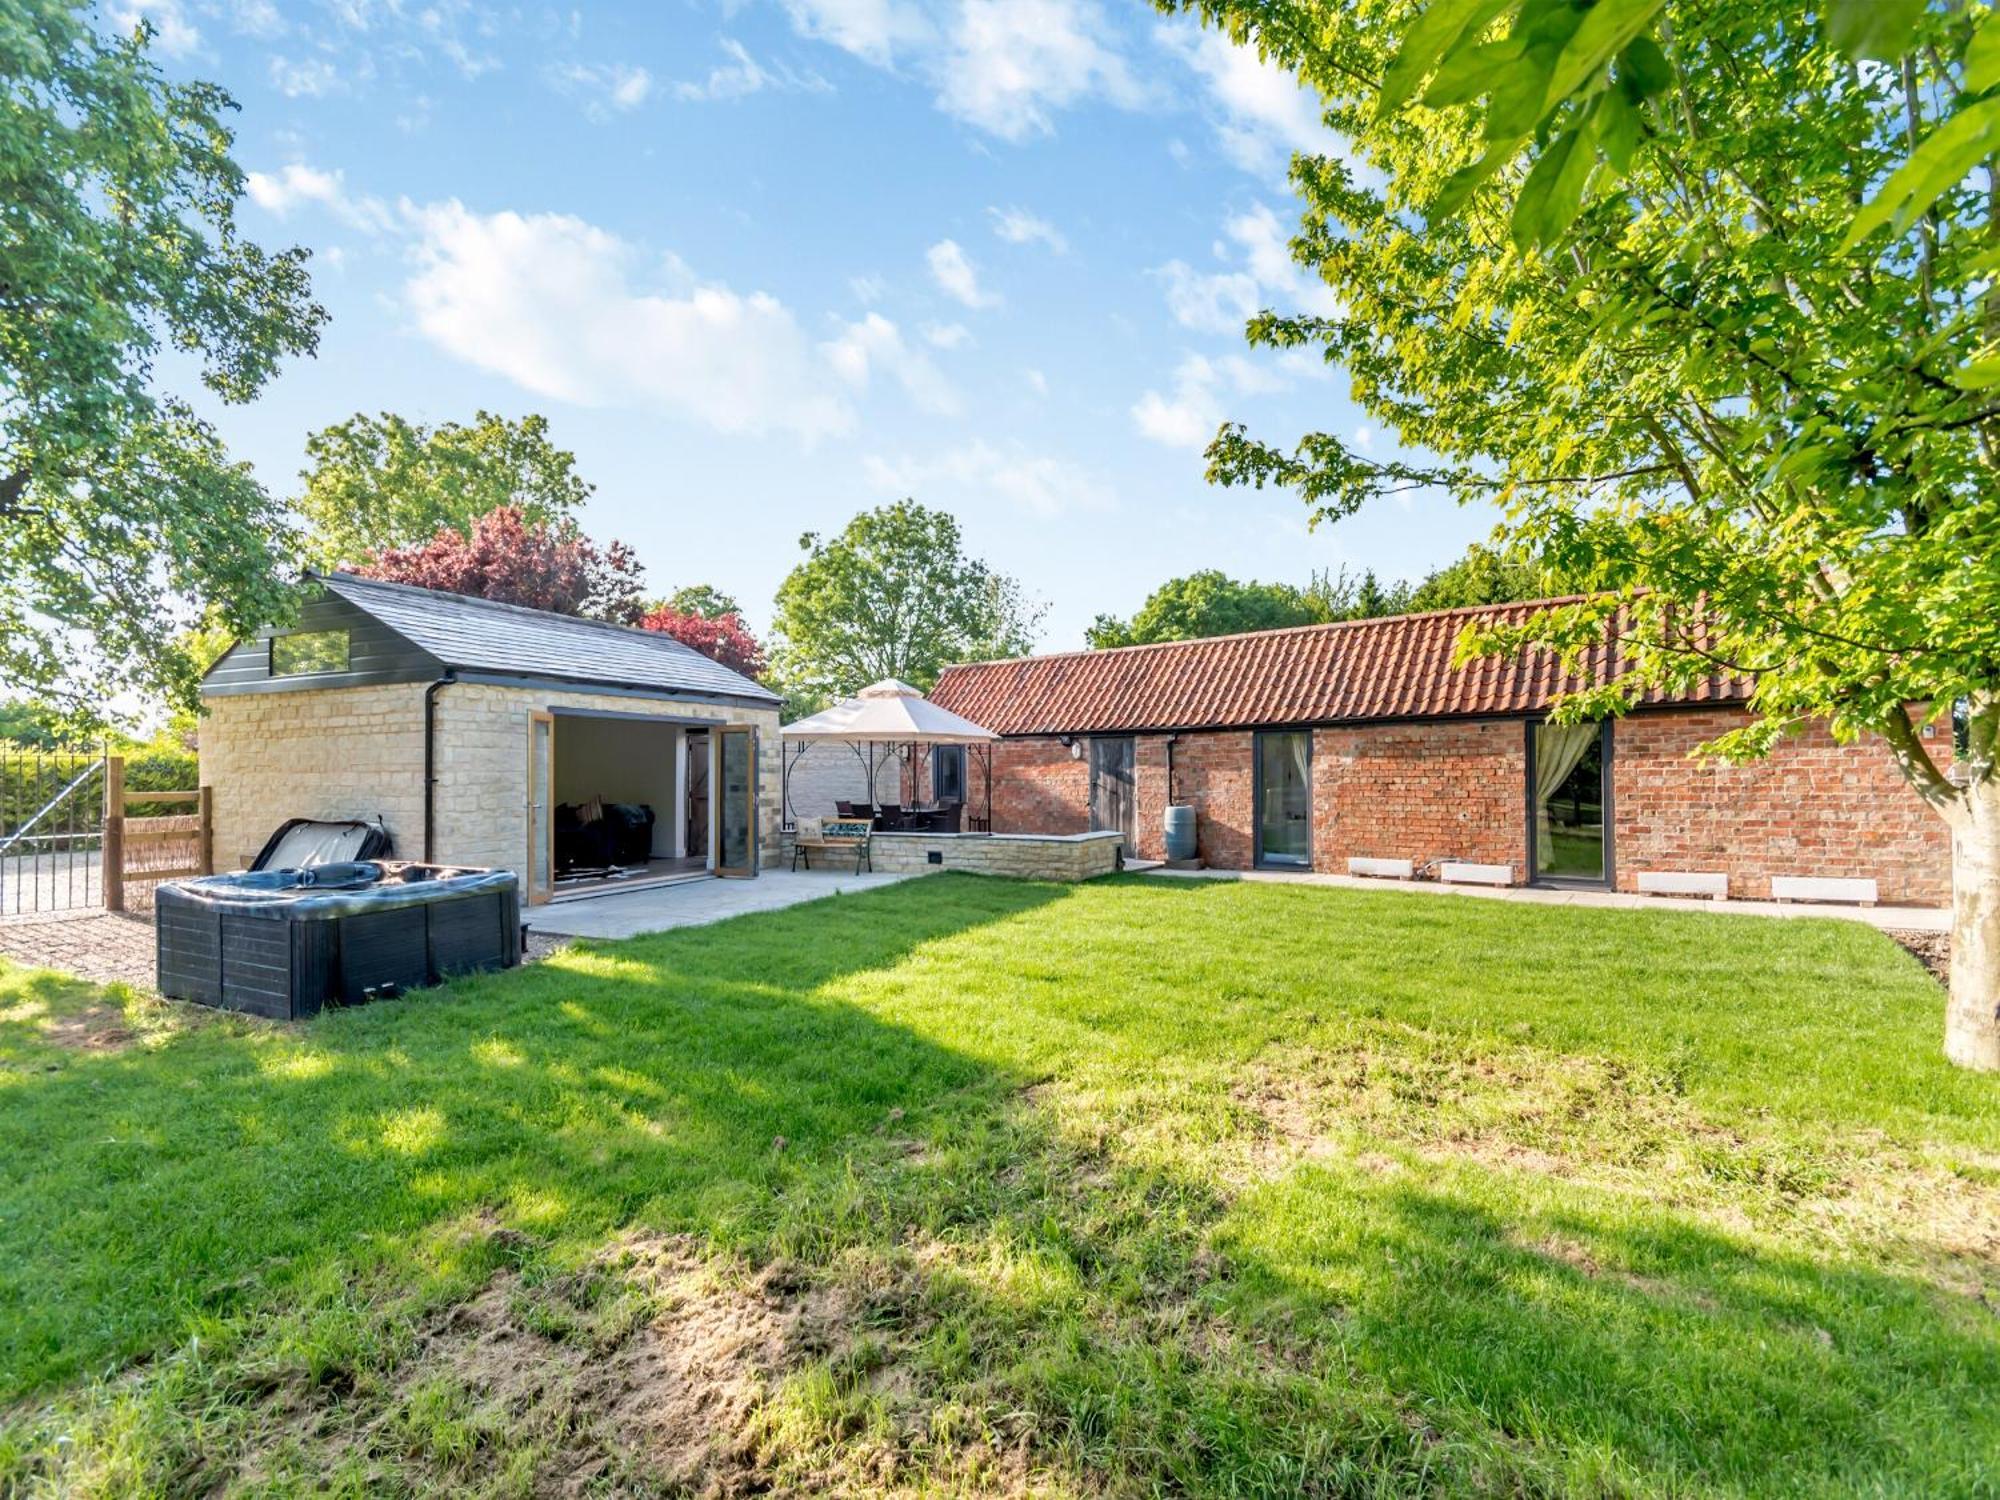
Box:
926;600;1952;906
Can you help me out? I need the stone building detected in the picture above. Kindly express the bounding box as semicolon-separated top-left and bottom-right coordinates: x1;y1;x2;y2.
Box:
199;572;783;906
927;599;1953;906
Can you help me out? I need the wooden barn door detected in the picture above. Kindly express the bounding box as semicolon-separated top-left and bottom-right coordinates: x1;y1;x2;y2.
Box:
1088;736;1136;852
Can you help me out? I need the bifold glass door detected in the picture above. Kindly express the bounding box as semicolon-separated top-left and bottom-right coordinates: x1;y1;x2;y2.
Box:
526;710;554;903
714;725;757;878
1255;730;1312;867
1532;721;1609;883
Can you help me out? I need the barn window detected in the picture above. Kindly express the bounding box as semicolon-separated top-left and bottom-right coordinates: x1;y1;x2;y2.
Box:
270;629;350;677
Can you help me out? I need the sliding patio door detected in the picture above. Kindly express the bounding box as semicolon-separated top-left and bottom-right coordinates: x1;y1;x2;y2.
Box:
1255;730;1312;868
713;725;757;879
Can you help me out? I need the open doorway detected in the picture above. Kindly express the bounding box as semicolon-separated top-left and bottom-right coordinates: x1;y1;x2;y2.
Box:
544;712;709;901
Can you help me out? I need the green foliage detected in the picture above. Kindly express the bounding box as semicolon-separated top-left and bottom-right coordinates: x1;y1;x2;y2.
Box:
1085;570;1324;647
1176;0;1997;806
769;499;1043;703
651;583;742;621
296;411;592;569
0;879;1993;1492
0;0;325;715
1091;547;1555;648
1404;542;1563;612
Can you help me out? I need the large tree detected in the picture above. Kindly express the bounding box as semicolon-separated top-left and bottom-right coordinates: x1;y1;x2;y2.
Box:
1087;570;1324;647
770;499;1042;706
296;411;591;569
0;2;325;716
638;604;767;680
1175;0;2000;1067
356;506;646;624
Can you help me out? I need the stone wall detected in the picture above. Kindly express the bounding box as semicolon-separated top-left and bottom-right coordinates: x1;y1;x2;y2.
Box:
201;681;783;884
785;829;1124;881
1613;708;1951;905
431;684;783;881
781;742;902;823
199;683;428;871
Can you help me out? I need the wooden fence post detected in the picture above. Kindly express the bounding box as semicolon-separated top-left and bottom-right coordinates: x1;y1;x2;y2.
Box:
197;785;213;875
102;755;125;913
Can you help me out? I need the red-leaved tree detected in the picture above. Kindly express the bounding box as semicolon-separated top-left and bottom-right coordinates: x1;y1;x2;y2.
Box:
356;506;646;624
637;606;767;679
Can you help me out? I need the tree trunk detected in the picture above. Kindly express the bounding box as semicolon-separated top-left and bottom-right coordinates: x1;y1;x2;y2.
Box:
1946;775;2000;1071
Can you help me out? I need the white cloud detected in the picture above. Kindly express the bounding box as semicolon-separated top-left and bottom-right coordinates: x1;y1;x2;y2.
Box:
548;61;654;118
781;0;934;66
922;320;971;349
1024;367;1048;396
1150;201;1337;333
226;0;284;38
674;38;832;101
268;54;344;97
927;239;999;309
244;162;393;234
989;205;1067;253
108;0;199;56
1157;20;1340;176
1132;353;1285;451
938;0;1144;140
864;440;1114;517
821;312;960;415
782;0;1142;140
850;274;887;304
1152;260;1259;335
402;200;852;441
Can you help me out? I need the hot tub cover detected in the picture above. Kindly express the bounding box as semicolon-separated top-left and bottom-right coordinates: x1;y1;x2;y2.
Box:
174;862;517;918
250;818;394;872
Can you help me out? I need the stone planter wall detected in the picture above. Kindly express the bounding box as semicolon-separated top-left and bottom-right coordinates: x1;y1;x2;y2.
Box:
782;829;1124;882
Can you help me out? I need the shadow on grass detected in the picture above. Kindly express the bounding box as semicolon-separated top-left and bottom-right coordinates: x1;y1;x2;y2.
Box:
0;873;1993;1495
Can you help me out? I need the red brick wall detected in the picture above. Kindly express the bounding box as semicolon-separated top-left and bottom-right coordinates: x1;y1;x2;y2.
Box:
1613;709;1951;905
984;710;1953;902
987;738;1090;835
1313;719;1527;875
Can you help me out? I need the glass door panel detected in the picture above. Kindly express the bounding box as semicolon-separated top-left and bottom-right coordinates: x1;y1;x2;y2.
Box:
715;725;756;878
526;710;554;903
1533;722;1607;882
1256;731;1311;867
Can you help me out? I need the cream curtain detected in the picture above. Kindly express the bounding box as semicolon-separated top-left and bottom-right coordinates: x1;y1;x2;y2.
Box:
1534;722;1599;873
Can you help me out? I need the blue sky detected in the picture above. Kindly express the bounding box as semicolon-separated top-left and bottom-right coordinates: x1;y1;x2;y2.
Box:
125;0;1496;648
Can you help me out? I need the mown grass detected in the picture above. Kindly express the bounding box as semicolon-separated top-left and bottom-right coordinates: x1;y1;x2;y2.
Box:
0;874;1994;1496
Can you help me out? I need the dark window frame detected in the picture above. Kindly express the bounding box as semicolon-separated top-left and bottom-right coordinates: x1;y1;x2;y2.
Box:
1252;728;1313;870
269;628;352;678
1524;718;1615;889
933;743;967;804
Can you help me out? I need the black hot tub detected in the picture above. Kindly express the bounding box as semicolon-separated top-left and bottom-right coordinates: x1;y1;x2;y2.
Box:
156;861;521;1019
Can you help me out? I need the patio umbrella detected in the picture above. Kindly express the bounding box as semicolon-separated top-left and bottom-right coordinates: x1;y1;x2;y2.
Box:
781;679;1000;826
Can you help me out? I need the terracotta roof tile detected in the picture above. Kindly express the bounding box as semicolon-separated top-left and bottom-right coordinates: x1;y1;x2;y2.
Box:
927;598;1751;736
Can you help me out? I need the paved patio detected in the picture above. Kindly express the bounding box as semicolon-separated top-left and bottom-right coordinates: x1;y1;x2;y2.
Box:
528;868;919;940
1139;866;1952;932
0;910;157;988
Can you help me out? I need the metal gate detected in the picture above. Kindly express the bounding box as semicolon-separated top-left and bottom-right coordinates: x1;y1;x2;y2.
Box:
0;748;107;916
0;750;211;916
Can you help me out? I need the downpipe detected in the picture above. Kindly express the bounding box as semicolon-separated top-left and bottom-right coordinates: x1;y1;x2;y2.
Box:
422;672;456;862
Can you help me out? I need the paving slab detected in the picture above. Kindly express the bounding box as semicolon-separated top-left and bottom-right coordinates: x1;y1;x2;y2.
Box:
1138;866;1951;932
527;869;920;940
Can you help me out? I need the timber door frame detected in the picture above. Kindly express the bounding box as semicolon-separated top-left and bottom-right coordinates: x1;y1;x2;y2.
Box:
1087;735;1137;851
525;709;555;905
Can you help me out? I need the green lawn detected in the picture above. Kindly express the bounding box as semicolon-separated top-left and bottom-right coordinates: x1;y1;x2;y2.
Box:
1;874;1995;1496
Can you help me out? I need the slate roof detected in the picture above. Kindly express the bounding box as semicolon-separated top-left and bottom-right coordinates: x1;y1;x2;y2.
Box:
318;572;780;704
926;598;1752;736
